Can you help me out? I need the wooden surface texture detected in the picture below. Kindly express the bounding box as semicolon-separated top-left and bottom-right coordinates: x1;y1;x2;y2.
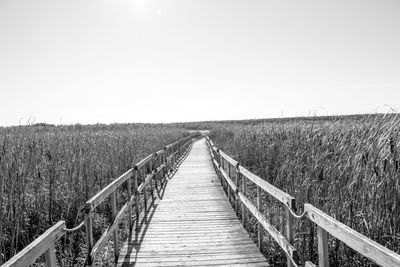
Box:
117;138;268;266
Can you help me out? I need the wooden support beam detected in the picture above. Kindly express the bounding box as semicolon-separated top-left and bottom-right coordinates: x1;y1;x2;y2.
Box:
2;221;65;267
305;203;400;267
318;226;329;267
110;191;119;263
44;245;57;267
257;186;264;252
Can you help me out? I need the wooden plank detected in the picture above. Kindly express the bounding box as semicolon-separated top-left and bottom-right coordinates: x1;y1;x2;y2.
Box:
44;245;57;267
2;221;65;267
286;200;295;267
239;165;294;206
135;154;153;170
219;150;238;168
110;191;119;263
117;138;267;266
318;226;329;267
85;212;94;265
91;195;134;258
257;186;264;251
85;169;133;210
238;191;298;261
305;204;400;267
137;172;154;193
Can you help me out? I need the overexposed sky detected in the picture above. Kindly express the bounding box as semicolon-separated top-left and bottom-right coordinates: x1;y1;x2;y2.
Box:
1;0;400;126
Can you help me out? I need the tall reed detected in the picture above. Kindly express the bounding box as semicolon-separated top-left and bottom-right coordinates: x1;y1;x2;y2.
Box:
0;123;187;264
208;114;400;266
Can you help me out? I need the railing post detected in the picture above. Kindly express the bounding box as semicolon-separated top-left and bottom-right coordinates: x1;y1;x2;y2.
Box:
235;164;239;216
226;161;230;200
318;226;329;267
239;165;247;228
285;199;295;267
85;210;94;266
257;186;264;252
127;174;133;231
110;191;119;263
44;245;57;267
149;158;155;206
142;168;148;217
133;169;140;231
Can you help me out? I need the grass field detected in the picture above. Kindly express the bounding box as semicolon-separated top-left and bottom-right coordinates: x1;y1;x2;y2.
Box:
1;114;399;266
0;123;187;265
183;114;400;266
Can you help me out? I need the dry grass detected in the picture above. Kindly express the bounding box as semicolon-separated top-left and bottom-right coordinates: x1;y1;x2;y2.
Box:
207;114;400;266
0;123;187;265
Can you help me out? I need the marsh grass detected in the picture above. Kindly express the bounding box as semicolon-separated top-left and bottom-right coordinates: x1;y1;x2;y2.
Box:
208;114;400;266
0;123;187;264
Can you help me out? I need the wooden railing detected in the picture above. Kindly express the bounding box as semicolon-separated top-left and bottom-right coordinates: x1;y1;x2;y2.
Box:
205;135;400;267
2;133;200;267
205;135;298;267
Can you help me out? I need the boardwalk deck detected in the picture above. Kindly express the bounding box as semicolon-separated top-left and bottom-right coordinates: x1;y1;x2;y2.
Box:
117;138;268;266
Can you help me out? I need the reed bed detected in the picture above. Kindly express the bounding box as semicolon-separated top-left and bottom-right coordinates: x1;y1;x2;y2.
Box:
0;123;187;265
207;114;400;266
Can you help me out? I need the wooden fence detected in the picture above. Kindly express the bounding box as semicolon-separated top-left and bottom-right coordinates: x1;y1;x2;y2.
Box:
204;135;400;267
2;133;200;267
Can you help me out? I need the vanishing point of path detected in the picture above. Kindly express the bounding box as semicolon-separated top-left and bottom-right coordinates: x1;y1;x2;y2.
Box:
117;138;268;266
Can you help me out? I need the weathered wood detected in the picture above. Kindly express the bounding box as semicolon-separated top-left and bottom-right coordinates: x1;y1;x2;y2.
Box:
318;225;329;267
133;171;140;230
85;213;94;266
135;154;153;170
110;191;119;263
117;139;267;266
85;169;133;210
240;167;247;228
127;176;133;230
235;166;239;215
238;165;294;206
286;199;295;267
137;172;155;193
305;204;400;267
2;221;65;267
44;245;57;267
257;186;264;252
219;167;238;192
219;150;238;168
91;195;135;258
237;191;298;263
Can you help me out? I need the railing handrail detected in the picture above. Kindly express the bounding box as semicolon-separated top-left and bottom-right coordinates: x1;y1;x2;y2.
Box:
2;132;200;267
2;221;66;267
205;134;298;266
305;204;400;267
205;134;400;267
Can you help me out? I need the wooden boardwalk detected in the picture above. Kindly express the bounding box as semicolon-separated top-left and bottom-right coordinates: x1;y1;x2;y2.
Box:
117;138;268;266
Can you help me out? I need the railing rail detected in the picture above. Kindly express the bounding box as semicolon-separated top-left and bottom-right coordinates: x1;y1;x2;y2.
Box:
205;135;298;267
205;134;400;267
1;132;200;267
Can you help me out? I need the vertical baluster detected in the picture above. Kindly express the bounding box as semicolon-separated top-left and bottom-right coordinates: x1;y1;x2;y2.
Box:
85;210;94;266
227;162;231;203
149;157;155;206
318;226;329;267
127;172;133;231
286;200;295;267
239;165;247;228
257;186;264;252
133;169;139;231
142;168;147;216
235;164;239;216
110;191;118;263
44;245;57;267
